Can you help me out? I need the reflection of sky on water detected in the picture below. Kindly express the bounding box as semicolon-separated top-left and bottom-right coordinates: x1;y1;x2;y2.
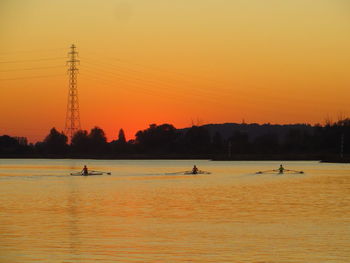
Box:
0;159;349;262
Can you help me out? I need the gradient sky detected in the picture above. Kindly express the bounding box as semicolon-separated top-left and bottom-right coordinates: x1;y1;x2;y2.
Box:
1;0;350;142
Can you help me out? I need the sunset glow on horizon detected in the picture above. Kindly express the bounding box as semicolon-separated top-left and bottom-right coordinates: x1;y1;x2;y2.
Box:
1;0;349;142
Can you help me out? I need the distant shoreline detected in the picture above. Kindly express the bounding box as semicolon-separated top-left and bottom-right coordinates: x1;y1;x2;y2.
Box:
1;154;349;163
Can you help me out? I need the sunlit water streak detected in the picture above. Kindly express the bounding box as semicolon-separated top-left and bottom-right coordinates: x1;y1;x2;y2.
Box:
0;159;349;262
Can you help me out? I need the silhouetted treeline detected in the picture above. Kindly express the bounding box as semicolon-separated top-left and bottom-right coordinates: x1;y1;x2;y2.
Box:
1;119;350;161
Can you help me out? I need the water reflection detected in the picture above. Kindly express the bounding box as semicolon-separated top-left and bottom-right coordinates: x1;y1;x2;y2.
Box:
0;160;349;262
67;181;82;260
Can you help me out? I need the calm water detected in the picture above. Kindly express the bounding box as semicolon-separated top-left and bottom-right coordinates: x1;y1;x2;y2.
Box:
0;159;349;262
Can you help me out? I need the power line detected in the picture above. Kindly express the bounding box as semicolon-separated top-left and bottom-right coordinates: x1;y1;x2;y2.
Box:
83;54;229;87
0;65;64;72
79;71;222;105
0;57;66;64
0;74;65;81
0;48;66;55
79;74;191;105
82;56;238;96
79;63;237;103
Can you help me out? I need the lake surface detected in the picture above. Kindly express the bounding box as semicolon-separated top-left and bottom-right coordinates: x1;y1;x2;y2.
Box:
0;159;349;262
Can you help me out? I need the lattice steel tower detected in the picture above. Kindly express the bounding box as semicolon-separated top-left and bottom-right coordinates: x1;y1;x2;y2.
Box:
65;44;81;141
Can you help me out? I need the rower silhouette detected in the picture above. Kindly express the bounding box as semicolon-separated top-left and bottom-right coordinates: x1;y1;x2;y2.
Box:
278;164;284;174
192;165;198;174
82;165;88;176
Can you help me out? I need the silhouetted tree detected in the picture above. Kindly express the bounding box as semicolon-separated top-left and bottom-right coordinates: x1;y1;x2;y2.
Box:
89;126;107;153
183;126;211;154
34;141;45;154
319;123;340;153
283;128;312;153
118;129;126;144
2;118;350;158
135;123;178;153
71;130;89;153
43;128;68;154
253;133;280;154
334;118;350;155
0;135;21;154
228;131;251;154
212;131;223;153
110;128;129;154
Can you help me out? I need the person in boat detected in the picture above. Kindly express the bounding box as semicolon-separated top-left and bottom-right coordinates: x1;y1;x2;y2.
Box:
278;164;284;174
82;165;88;176
192;165;198;174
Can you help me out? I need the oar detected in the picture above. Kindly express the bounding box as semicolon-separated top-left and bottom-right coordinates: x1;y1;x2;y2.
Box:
165;171;189;175
91;170;112;175
256;169;276;174
198;170;211;174
285;169;304;174
70;172;83;175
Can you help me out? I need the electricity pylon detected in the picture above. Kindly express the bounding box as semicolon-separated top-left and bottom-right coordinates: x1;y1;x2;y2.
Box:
65;44;81;141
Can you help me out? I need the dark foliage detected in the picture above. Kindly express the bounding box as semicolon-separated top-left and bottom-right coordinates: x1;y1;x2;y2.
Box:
135;124;178;153
118;129;126;144
0;135;31;154
182;126;211;154
212;132;224;153
228;131;251;154
42;128;68;154
1;118;350;159
89;127;107;153
71;130;89;153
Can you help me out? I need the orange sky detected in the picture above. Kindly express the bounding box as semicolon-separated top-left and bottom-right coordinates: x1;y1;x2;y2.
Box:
1;0;350;142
